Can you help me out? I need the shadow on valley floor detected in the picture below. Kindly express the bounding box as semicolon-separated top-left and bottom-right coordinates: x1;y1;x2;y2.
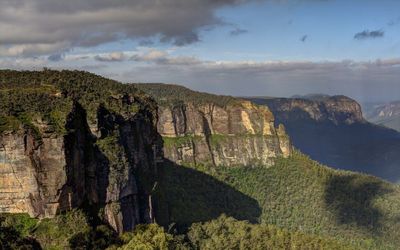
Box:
324;174;392;235
155;159;262;232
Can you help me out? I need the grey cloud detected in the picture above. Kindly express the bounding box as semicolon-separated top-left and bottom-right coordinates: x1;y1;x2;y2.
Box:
48;53;64;62
117;52;400;73
354;30;384;40
91;49;203;65
230;28;248;36
94;52;127;62
138;39;155;46
131;50;202;65
80;64;108;71
160;32;200;46
300;35;308;42
0;0;256;56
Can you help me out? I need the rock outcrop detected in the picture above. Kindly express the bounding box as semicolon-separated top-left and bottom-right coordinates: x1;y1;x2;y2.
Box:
255;95;365;125
248;95;400;183
135;84;291;167
0;70;162;233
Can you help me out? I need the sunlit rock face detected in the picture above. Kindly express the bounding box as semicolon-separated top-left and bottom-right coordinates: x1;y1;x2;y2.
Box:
0;131;65;217
132;83;291;168
158;100;291;167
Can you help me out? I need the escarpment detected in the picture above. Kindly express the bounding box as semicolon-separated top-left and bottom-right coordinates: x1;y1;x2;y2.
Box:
0;70;162;233
248;95;400;182
252;95;365;125
0;71;291;234
134;83;291;167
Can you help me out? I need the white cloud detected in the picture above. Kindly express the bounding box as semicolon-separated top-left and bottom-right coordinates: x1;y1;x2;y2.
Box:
94;52;127;62
90;48;202;66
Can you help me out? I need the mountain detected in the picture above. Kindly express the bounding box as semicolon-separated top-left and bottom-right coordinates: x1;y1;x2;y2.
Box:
363;101;400;132
248;95;400;182
133;83;290;168
1;72;400;249
136;84;400;248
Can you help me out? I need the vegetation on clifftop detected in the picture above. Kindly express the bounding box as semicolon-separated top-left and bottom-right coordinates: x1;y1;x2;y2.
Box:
133;83;237;107
0;69;153;135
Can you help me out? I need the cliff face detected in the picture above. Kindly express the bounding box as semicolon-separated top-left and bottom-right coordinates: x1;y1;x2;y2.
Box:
256;95;365;125
0;70;162;233
0;73;291;234
248;95;400;183
134;84;291;167
0;129;65;217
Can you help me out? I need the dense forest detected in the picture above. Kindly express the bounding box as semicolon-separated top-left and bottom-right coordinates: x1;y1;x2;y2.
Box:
0;69;154;134
0;211;360;250
154;151;400;249
133;83;237;107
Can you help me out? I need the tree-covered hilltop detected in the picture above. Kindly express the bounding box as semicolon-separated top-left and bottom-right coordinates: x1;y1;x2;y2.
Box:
133;83;237;107
0;69;155;133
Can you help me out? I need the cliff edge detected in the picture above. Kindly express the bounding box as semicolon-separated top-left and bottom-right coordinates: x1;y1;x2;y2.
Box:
0;70;162;233
134;83;291;167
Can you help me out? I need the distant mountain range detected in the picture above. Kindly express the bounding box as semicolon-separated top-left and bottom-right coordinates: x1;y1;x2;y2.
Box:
247;95;400;183
362;101;400;132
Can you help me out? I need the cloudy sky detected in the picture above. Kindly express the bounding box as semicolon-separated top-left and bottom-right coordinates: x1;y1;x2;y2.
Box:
1;0;400;103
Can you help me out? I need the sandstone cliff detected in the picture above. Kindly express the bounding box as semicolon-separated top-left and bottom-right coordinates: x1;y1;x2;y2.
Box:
134;84;291;167
254;95;365;125
248;95;400;182
0;70;162;233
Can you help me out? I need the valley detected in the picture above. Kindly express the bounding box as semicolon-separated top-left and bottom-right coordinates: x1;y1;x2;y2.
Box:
249;95;400;183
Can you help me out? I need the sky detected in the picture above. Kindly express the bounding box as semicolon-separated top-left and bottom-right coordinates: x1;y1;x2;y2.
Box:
1;0;400;103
